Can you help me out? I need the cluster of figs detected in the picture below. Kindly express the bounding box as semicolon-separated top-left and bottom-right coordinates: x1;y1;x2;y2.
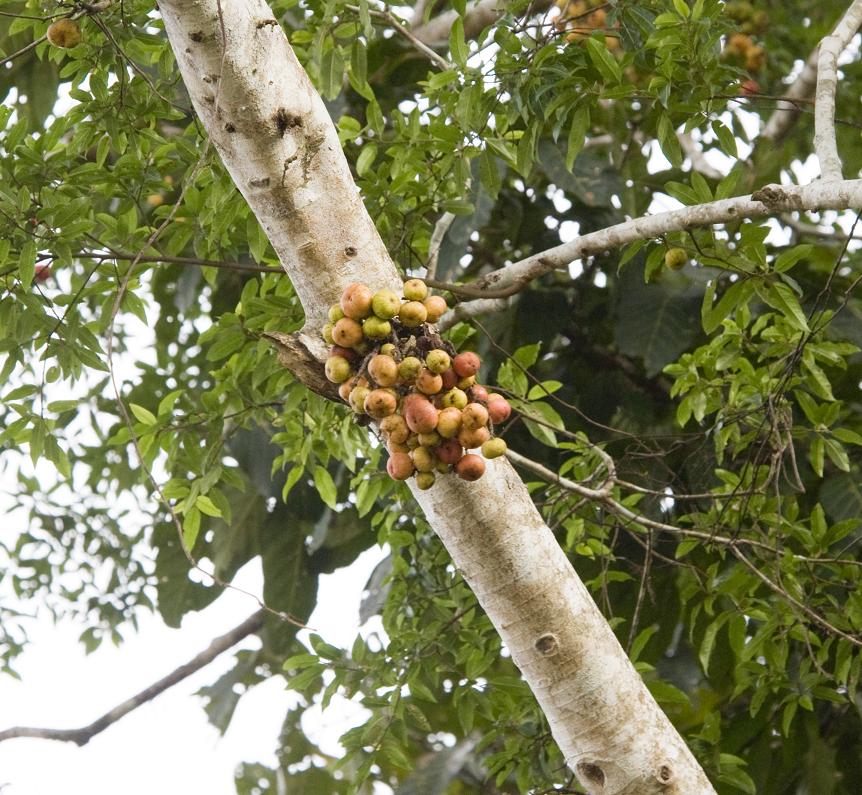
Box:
322;278;513;488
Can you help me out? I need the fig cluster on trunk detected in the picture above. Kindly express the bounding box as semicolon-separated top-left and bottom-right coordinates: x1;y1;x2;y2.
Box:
322;279;513;488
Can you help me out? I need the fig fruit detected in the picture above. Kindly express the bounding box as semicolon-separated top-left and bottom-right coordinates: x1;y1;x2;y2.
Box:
452;352;481;378
340;283;373;319
332;317;363;347
403;278;428;301
325;355;353;384
387;452;415;481
399;300;428;327
423;295;447;323
455;453;486;481
481;438;507;459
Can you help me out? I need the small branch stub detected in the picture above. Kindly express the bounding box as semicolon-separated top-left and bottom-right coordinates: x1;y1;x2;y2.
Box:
535;632;559;656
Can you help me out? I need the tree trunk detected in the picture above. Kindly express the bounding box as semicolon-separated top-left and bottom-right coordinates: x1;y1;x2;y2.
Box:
158;2;717;791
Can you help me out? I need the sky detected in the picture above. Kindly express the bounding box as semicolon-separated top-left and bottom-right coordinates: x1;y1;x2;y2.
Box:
0;546;388;795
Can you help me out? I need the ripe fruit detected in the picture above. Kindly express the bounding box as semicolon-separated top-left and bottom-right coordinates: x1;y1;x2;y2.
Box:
399;300;428;327
325;356;352;384
362;315;392;340
423;295;447;323
403;278;428;301
481;438;507;459
486;396;512;424
740;78;760;96
338;381;353;401
457;375;476;390
462;402;489;430
341;283;373;319
330;345;358;362
425;349;451;374
664;248;687;270
47;19;82;48
458;426;491;450
440;368;458;390
745;45;765;72
469;384;489;402
387;452;415;480
365;389;398;418
452;352;481;378
371;289;401;319
436;407;462;438
436;438;464;465
456;454;486;481
332;317;363;347
368;354;398;386
416;368;444;395
404;396;438;434
380;414;410;444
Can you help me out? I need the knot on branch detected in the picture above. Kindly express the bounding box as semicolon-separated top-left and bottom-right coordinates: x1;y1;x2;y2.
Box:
535;633;559;656
751;184;803;210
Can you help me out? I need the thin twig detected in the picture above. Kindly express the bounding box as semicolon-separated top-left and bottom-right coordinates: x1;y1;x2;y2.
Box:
0;611;265;745
426;211;455;280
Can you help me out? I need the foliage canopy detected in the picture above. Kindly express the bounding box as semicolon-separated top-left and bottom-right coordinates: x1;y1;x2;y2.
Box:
2;0;862;792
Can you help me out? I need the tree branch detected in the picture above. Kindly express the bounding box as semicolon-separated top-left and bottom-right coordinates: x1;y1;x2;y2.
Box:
468;179;862;298
412;0;553;46
814;0;862;181
0;611;265;746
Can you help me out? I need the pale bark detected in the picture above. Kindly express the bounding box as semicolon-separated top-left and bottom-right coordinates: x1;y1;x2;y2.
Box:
472;178;862;296
814;0;862;181
158;1;717;791
412;0;553;46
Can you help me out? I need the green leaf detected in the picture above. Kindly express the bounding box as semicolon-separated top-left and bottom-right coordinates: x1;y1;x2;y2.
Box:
449;17;469;69
565;105;590;172
586;37;622;84
195;495;223;517
130;403;157;425
18;240;36;288
313;465;338;509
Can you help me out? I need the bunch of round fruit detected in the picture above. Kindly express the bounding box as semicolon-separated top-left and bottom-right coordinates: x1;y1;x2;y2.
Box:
322;278;513;489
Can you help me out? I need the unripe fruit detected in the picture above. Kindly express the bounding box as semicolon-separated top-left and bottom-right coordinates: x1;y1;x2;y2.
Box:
417;431;441;447
469;384;489;403
458;425;491;450
481;437;507;459
404;396;438;434
425;349;451;374
440;388;468;409
399;301;428;327
664;248;687;270
415;471;436;490
436;460;451;474
349;386;371;413
332;317;363;347
457;375;476;390
368;354;399;387
406;432;421;449
329;304;345;323
423;295;447;323
452;352;481;378
365;389;397;418
398;356;422;383
352;340;371;357
325;355;353;384
440;368;458;390
380;343;396;356
436;438;464;465
47;19;82;48
416;368;444;395
322;323;335;344
387;439;410;454
486;396;512;424
372;289;401;319
462;402;489;430
340;283;373;319
380;414;410;444
436;407;463;438
403;278;428;301
387;452;415;481
411;446;436;472
362;315;392;340
456;453;486;481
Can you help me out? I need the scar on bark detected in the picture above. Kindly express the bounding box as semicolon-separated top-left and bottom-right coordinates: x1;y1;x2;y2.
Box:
274;107;302;137
535;633;559;655
577;761;605;787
